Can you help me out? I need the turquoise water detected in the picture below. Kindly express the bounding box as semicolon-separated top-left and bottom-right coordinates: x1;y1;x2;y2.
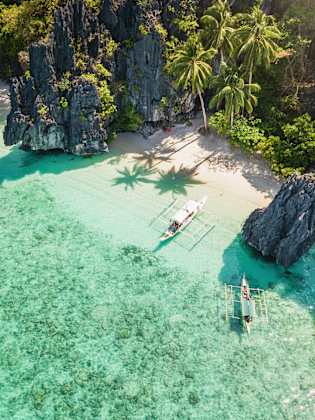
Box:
0;103;314;419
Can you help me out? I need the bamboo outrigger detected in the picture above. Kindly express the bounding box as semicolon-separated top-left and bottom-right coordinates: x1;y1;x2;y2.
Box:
224;275;268;334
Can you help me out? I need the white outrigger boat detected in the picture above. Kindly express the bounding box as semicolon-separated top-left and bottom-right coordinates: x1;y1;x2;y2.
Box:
240;274;256;334
160;196;208;242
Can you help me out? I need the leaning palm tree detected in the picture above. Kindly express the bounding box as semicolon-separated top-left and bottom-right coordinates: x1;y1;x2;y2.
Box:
209;65;261;127
166;35;216;132
234;5;282;92
200;0;235;65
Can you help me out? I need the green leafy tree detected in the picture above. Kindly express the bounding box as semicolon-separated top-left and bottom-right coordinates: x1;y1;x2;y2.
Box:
0;0;59;77
200;0;235;65
235;4;283;92
209;65;261;127
166;35;216;131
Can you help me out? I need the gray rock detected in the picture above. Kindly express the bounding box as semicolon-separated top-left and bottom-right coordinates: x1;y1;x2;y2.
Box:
4;0;196;154
242;174;315;267
67;80;108;155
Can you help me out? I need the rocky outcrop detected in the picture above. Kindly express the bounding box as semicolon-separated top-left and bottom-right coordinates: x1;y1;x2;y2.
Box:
4;0;194;155
243;174;315;267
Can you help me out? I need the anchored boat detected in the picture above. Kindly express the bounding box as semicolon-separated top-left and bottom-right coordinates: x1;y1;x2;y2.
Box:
240;275;256;334
160;196;208;242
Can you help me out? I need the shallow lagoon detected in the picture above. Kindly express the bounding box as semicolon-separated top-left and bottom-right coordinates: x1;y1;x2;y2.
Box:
0;103;314;419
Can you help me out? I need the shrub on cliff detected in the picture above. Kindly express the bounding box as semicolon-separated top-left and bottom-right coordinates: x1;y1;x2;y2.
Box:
0;0;58;78
112;104;144;132
81;69;116;120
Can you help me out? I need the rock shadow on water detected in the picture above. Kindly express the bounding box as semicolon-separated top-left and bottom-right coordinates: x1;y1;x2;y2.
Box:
0;144;115;185
219;234;315;317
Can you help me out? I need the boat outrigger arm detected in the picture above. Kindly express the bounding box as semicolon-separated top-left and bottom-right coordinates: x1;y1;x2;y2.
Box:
160;196;208;242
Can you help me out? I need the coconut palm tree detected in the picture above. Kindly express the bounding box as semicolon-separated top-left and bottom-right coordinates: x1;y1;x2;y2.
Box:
235;4;282;92
167;35;216;132
200;0;235;65
209;65;261;127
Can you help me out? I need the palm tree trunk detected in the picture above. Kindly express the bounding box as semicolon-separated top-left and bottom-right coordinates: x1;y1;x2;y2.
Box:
230;106;234;128
220;49;225;69
197;87;208;132
248;61;254;95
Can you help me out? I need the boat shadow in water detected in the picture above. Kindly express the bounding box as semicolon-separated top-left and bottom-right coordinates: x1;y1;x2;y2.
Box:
218;234;315;318
152;237;175;253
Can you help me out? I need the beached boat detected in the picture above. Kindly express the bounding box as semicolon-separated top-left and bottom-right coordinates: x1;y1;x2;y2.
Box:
240;274;256;334
160;196;207;242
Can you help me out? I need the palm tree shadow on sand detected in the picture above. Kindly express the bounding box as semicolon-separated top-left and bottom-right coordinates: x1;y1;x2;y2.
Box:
133;150;173;168
153;165;205;195
112;163;155;190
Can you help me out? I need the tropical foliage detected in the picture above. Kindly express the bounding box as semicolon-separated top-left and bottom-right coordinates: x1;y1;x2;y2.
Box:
166;35;216;131
200;0;235;64
209;64;261;127
0;0;58;78
209;111;315;176
234;5;283;89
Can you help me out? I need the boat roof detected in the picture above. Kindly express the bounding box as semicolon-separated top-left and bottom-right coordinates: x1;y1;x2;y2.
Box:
184;200;198;213
242;299;256;317
173;209;189;224
173;200;198;223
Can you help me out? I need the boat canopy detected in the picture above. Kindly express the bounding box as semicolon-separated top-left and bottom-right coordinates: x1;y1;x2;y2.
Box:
241;299;256;317
173;200;198;223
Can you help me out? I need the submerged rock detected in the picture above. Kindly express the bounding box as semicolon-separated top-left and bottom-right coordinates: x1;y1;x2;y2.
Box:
242;174;315;267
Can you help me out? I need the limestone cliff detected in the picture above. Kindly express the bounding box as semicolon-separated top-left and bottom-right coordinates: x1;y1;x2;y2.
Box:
243;174;315;267
4;0;194;155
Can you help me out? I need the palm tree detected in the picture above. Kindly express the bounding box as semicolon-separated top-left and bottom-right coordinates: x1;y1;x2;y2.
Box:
200;0;235;65
235;5;282;92
209;65;261;127
167;35;216;132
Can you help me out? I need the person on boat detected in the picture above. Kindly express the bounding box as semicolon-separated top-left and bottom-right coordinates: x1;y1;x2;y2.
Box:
244;315;251;323
170;221;180;232
242;286;250;300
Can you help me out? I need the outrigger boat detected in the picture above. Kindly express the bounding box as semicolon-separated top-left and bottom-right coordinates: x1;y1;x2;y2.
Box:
160;196;208;242
240;274;256;334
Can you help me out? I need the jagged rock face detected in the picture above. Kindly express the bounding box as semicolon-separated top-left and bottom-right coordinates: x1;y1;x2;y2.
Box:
4;0;108;155
4;0;193;155
243;174;315;267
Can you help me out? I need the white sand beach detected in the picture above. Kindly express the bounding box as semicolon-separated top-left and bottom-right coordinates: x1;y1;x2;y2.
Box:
111;118;281;208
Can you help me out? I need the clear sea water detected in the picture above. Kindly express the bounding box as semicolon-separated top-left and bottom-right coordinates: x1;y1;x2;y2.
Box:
0;101;314;419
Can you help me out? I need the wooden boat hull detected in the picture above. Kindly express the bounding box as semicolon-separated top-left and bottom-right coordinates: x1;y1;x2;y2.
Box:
240;275;255;334
160;196;207;242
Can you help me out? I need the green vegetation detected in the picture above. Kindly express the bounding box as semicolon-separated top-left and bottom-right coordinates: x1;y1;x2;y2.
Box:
166;35;216;131
165;0;315;176
81;70;116;120
0;0;58;78
113;103;144;132
59;97;69;109
209;64;261;128
56;72;72;93
200;0;235;64
37;103;49;118
209;111;315;176
235;5;282;91
103;36;119;59
84;0;101;12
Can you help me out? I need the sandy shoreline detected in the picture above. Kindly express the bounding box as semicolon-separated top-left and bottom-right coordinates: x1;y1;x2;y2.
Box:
0;78;281;208
111;118;281;208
